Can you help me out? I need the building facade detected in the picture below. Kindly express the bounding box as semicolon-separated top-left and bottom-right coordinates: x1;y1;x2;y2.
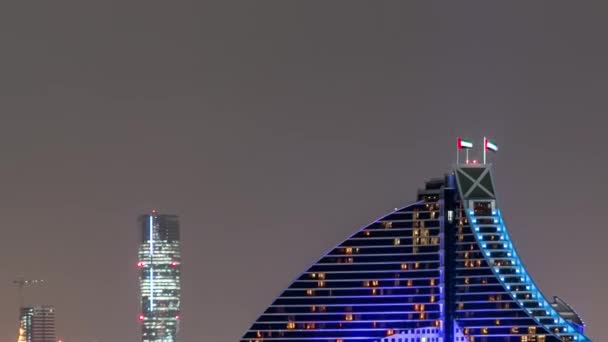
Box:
17;306;56;342
240;164;591;342
138;212;182;342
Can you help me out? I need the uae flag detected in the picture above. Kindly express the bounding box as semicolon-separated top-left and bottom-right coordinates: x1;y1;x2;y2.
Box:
485;137;498;152
458;137;474;149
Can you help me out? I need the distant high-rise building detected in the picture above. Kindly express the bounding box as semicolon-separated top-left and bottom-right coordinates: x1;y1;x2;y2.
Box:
138;211;182;342
17;306;55;342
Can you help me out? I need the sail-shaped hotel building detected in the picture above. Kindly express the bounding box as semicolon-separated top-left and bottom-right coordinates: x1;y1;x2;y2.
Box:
240;159;591;341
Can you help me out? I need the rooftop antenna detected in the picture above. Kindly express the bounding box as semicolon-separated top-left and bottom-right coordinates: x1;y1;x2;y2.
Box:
13;277;45;308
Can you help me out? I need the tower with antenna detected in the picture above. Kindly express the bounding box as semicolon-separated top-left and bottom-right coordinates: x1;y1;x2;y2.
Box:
14;278;56;342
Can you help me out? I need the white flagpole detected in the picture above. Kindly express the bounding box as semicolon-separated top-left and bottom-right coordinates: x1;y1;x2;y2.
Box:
466;149;469;164
483;137;487;164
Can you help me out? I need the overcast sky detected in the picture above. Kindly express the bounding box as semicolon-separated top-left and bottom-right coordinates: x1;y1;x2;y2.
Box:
0;2;605;341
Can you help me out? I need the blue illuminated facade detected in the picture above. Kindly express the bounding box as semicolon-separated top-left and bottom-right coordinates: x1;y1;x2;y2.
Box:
241;164;591;342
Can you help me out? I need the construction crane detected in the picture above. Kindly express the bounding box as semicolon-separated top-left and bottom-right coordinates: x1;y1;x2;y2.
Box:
13;277;45;308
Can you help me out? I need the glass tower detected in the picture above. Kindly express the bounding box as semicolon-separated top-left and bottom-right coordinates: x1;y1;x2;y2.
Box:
240;163;591;342
138;212;181;342
17;306;55;342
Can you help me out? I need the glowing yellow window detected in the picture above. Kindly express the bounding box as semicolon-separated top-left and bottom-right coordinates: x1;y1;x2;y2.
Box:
345;314;353;321
287;322;295;329
394;238;401;246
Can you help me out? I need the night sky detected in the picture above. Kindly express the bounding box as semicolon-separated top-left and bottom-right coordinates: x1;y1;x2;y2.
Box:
0;2;606;341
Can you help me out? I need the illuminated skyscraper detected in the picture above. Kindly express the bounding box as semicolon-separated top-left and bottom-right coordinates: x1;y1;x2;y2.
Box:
240;162;592;341
17;306;55;342
138;211;181;342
